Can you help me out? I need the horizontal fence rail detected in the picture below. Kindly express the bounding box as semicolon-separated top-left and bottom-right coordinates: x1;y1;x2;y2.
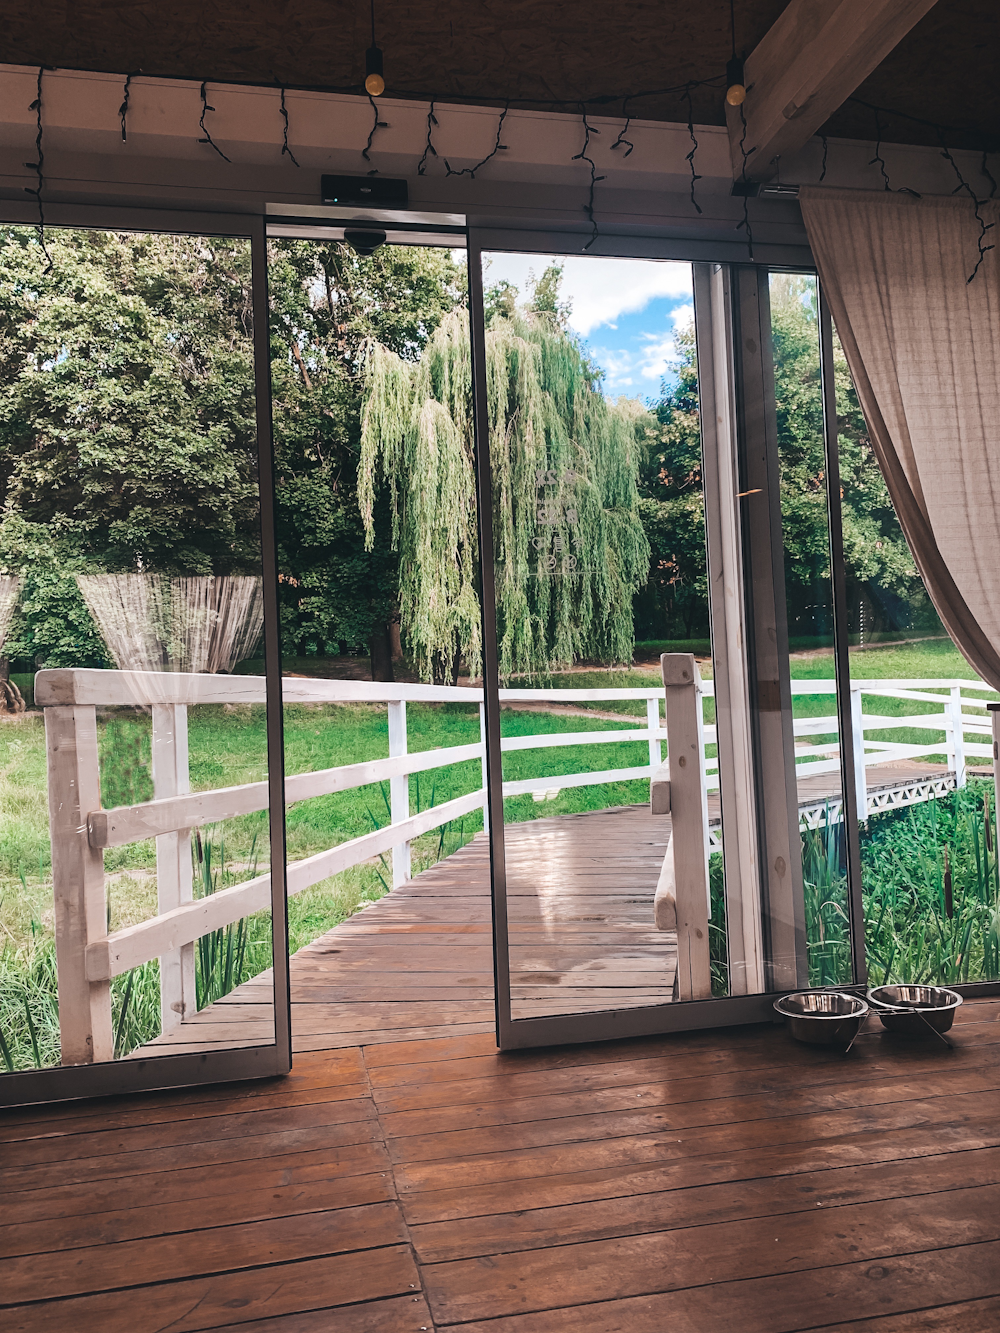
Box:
35;667;999;1061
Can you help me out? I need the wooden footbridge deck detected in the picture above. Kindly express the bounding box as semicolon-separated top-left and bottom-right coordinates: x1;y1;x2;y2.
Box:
140;760;955;1056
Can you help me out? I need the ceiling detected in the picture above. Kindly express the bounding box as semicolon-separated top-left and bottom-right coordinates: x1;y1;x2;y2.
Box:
4;0;997;150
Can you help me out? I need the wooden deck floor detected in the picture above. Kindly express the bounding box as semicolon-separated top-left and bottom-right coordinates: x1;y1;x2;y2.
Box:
3;998;1000;1331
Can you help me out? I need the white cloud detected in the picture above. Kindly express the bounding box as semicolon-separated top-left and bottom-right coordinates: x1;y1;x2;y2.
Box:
591;301;695;395
482;253;692;336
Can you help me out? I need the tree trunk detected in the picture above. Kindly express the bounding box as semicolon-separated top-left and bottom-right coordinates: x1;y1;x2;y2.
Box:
388;614;403;663
370;626;394;682
450;647;462;687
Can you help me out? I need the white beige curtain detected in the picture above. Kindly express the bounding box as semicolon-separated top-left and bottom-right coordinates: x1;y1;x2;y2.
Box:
799;186;1000;689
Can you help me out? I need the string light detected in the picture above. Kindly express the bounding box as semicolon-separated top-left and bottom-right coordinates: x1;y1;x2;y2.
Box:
365;0;385;97
445;102;509;178
198;81;231;162
417;101;438;175
610;97;634;156
24;67;52;273
735;103;755;260
278;84;300;166
726;0;746;107
683;87;703;214
572;106;605;250
119;71;138;143
362;91;388;170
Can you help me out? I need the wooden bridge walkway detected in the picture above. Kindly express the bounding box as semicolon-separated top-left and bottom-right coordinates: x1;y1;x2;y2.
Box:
139;759;955;1057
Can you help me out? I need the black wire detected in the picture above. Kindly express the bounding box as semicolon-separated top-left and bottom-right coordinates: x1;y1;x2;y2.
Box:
573;105;605;251
278;85;300;166
736;103;754;261
611;96;634;157
819;134;828;183
869;107;892;191
730;0;737;58
417;100;439;175
362;92;388;169
683;86;702;214
936;131;995;283
370;0;377;48
199;82;231;162
119;71;138;143
982;150;998;200
24;67;53;274
445;102;509;178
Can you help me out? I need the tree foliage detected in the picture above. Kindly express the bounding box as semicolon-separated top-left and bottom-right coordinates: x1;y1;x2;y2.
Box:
360;281;651;680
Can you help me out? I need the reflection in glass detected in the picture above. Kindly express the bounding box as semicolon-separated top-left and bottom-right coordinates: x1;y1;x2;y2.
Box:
0;226;274;1071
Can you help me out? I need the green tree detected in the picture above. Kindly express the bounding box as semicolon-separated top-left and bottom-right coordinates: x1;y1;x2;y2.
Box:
360;290;651;681
0;226;259;666
268;239;466;673
634;324;710;640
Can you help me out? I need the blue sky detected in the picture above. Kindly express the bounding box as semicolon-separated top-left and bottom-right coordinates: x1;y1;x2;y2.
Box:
481;253;694;400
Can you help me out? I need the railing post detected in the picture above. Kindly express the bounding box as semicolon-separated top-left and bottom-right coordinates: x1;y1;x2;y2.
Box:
152;703;195;1032
479;701;490;835
388;699;411;886
646;696;662;770
46;704;113;1064
947;684;966;788
654;654;712;1002
850;684;867;823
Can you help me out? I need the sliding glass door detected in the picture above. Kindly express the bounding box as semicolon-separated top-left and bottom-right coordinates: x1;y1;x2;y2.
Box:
468;239;871;1048
0;210;289;1105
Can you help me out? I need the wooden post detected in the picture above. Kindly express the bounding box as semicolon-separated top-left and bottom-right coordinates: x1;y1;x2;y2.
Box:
850;684;867;824
990;705;1000;860
152;703;195;1032
46;705;113;1064
654;654;712;1002
646;696;662;770
479;702;490;835
947;685;966;788
388;700;411;886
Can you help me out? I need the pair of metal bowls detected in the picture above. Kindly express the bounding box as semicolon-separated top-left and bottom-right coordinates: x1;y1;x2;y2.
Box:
773;984;963;1046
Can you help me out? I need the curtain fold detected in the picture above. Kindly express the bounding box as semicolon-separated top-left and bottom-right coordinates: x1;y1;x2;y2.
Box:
799;186;1000;689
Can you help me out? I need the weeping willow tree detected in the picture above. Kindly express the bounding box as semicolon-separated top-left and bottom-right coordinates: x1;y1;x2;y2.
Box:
360;308;650;681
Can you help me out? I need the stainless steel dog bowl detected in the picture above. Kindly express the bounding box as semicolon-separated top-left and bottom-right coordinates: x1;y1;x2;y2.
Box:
867;985;963;1038
773;991;869;1046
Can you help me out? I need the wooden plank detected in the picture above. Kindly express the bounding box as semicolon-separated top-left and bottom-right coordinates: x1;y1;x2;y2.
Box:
420;1186;1000;1324
0;1171;393;1259
209;1295;436;1333
448;1241;1000;1333
0;1202;406;1305
726;0;941;182
0;1246;421;1333
408;1148;1000;1262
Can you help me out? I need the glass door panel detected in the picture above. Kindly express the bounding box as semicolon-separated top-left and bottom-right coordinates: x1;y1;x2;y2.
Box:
0;221;284;1100
477;249;732;1024
769;272;852;987
267;234;486;1041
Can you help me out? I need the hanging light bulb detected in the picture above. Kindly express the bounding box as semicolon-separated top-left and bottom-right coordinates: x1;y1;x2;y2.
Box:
365;0;385;95
726;55;746;107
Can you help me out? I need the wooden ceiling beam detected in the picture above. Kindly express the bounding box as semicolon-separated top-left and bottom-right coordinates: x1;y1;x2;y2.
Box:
726;0;940;182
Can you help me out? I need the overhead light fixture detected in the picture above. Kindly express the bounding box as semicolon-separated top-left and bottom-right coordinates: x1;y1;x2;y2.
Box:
725;0;746;106
726;56;746;107
344;227;387;257
365;0;385;96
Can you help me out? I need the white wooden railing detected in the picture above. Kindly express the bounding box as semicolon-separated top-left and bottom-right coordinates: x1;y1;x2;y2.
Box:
36;666;998;1063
